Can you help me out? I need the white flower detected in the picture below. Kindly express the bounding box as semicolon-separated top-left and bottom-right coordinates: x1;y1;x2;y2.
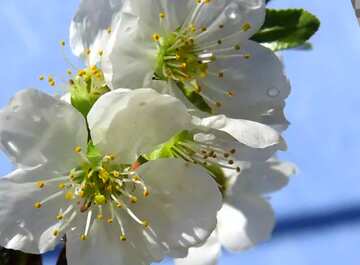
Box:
0;89;224;265
353;0;360;24
175;158;296;265
90;89;286;190
70;0;290;128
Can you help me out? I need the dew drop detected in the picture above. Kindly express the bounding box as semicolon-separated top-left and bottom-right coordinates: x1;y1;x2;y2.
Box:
32;115;41;122
225;3;241;20
267;87;280;97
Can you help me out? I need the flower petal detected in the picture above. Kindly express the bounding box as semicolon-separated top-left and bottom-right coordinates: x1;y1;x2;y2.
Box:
128;0;195;32
174;232;221;265
0;170;72;254
195;0;265;45
103;13;158;89
218;195;275;251
66;159;221;265
232;158;296;195
0;89;88;171
201;41;290;125
66;220;153;265
70;0;127;65
198;115;284;149
88;89;193;164
133;159;222;257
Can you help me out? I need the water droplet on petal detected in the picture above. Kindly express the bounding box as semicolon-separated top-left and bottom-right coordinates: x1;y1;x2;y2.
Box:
32;115;41;122
267;87;280;97
225;3;242;21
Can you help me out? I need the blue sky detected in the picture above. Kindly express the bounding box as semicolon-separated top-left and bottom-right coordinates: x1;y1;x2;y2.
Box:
0;0;360;264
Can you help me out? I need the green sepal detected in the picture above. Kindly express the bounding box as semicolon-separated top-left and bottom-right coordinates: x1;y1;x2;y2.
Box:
146;130;194;160
252;8;320;51
70;78;110;118
175;82;212;114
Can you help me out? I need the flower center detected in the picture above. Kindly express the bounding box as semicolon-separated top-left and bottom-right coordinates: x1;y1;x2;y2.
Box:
33;146;150;242
153;27;212;82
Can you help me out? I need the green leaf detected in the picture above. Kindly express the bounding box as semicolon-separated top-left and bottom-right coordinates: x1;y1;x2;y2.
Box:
252;9;320;51
175;82;212;114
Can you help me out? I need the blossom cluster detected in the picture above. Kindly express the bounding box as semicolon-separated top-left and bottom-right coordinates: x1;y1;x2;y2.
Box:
0;1;316;265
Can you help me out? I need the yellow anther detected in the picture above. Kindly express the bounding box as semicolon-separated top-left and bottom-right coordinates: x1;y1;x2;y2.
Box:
78;69;86;77
103;155;115;162
80;234;87;241
159;12;166;19
56;214;64;221
95;194;106;205
107;218;113;224
132;176;140;182
144;190;150;197
79;190;85;198
65;191;74;201
244;53;251;59
112;171;120;177
85;48;91;56
99;168;110;183
34;202;42;209
36;181;45;189
53;229;60;237
201;27;207;32
116;202;123;208
120;235;127;241
60;40;65;47
152;33;161;42
67;69;73;75
39;75;45;81
97;214;104;220
130;196;138;204
203;0;211;3
242;22;252;32
180;63;187;69
190;24;197;33
196;0;202;4
227;90;235;97
58;183;65;190
175;54;181;60
142;220;150;228
234;44;241;50
98;50;104;57
107;27;112;34
74;146;82;153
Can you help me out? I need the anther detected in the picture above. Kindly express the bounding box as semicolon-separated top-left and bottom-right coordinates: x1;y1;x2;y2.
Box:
159;12;166;19
74;146;82;153
56;214;64;221
120;235;127;241
241;22;252;32
152;33;161;42
34;202;42;209
64;191;74;201
80;234;87;241
36;181;45;189
53;229;60;237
